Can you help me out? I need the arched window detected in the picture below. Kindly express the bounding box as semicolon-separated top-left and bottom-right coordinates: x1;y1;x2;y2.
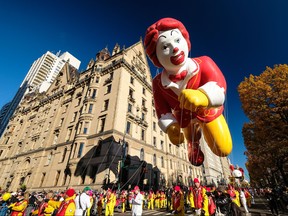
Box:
140;148;144;161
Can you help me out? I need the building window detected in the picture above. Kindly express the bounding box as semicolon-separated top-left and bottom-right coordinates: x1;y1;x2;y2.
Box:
141;129;145;141
78;122;82;134
40;172;46;187
153;154;157;166
142;98;146;107
71;112;76;122
160;140;164;150
153;122;156;131
142;87;146;95
103;100;109;111
0;150;3;157
91;89;97;98
60;147;67;163
106;84;112;94
169;144;172;153
161;156;164;168
45;152;52;166
66;127;72;141
59;118;64;126
54;170;60;186
170;159;173;169
153;109;156;117
153;137;156;147
73;143;78;158
98;116;106;133
83;122;89;134
95;77;100;83
128;103;132;113
77;142;84;158
77;98;81;106
129;88;134;99
88;104;93;114
141;113;145;120
130;77;134;85
126;121;131;134
140;148;144;161
63;105;68;113
53;132;59;144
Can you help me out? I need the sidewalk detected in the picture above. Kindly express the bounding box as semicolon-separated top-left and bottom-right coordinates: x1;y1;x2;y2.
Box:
244;195;288;216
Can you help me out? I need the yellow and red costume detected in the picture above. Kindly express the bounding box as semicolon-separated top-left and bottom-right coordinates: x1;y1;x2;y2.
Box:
147;190;155;210
154;191;160;209
105;190;115;216
10;199;28;216
160;191;166;208
172;186;185;216
227;184;241;207
190;179;209;216
55;188;76;216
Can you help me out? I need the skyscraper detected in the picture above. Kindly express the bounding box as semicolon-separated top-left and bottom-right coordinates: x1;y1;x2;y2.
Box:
0;51;80;137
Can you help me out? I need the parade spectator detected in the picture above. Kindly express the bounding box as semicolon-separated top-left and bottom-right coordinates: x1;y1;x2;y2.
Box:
0;192;11;216
97;194;104;216
9;191;29;216
214;185;231;215
265;187;279;216
166;187;173;211
172;185;184;216
206;188;216;216
25;192;37;216
32;193;49;216
75;186;92;216
130;185;143;216
90;192;98;216
55;188;76;216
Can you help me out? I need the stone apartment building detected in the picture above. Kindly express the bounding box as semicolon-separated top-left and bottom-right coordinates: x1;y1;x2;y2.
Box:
0;40;230;192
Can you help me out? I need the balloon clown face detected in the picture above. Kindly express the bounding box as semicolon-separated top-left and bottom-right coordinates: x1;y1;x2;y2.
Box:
156;28;189;73
144;17;232;166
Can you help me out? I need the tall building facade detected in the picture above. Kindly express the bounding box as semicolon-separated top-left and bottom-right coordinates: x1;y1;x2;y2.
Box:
0;51;81;137
0;41;230;192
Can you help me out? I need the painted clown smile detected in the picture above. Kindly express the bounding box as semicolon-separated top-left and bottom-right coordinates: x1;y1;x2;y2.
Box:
170;51;185;65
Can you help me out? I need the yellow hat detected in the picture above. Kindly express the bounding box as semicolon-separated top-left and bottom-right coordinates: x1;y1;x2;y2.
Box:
2;193;11;201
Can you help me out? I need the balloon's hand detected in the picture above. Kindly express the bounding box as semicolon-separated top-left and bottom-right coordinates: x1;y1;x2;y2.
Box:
178;89;209;111
167;123;184;145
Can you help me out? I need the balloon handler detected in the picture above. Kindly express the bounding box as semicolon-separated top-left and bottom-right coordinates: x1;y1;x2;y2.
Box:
144;17;232;166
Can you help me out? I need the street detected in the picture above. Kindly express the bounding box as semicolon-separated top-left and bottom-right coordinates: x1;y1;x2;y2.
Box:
111;196;288;216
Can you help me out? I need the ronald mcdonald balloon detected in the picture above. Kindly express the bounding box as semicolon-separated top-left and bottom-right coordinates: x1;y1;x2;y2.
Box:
144;17;232;166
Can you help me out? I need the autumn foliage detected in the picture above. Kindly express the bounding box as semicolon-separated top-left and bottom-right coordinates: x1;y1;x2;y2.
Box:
238;64;288;187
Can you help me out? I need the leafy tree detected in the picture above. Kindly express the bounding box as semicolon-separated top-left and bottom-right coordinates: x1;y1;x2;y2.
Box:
238;64;288;186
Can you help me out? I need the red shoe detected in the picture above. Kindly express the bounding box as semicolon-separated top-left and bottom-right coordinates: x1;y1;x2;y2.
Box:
188;142;204;166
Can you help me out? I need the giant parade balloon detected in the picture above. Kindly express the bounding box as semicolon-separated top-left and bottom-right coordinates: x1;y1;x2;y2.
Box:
144;17;232;166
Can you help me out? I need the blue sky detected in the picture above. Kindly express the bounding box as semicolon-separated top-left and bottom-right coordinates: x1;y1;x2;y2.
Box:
1;0;288;180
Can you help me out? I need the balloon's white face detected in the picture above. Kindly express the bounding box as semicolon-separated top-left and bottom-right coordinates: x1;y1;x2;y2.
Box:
156;28;189;72
232;170;242;178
